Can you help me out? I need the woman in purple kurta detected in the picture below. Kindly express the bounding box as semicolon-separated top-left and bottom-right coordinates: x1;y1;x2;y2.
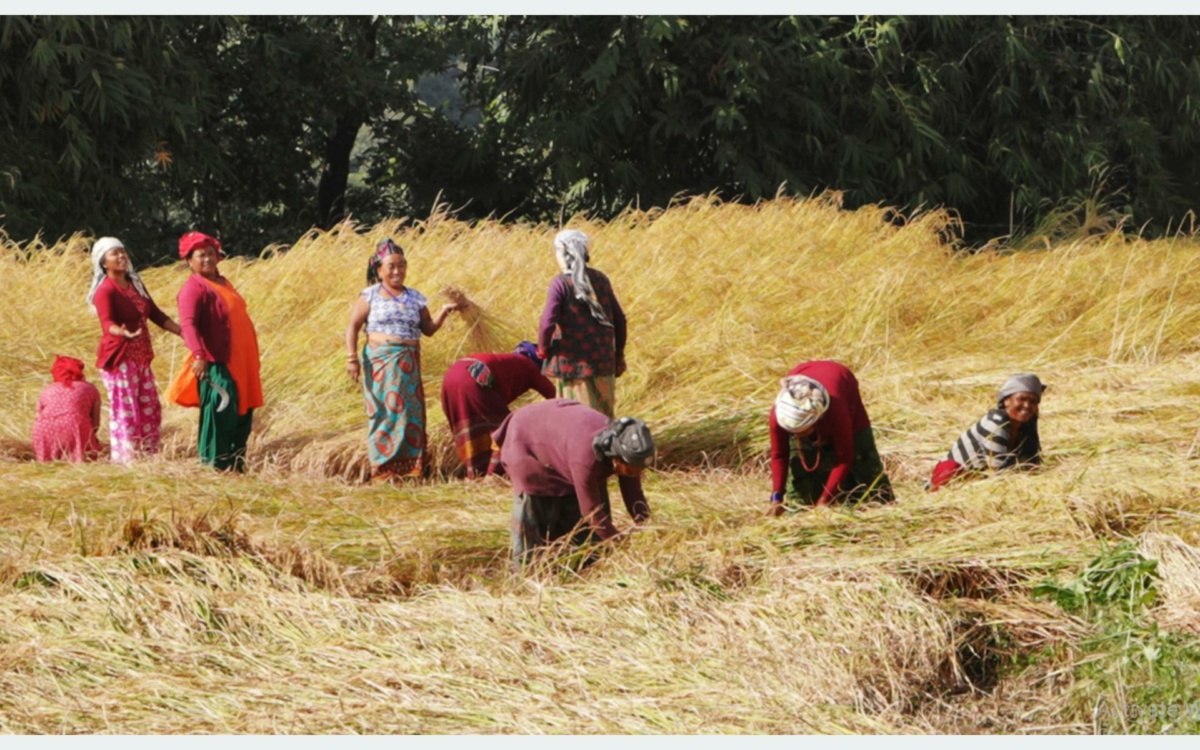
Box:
536;229;627;417
492;398;653;569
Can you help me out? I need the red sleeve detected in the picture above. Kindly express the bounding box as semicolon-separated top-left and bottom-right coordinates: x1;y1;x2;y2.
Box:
617;474;649;523
819;399;856;503
533;371;556;399
768;407;792;495
517;357;556;400
93;280;119;333
538;277;567;355
572;460;619;540
177;279;214;362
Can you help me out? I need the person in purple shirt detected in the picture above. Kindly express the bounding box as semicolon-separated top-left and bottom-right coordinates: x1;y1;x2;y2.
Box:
537;229;628;417
492;398;654;569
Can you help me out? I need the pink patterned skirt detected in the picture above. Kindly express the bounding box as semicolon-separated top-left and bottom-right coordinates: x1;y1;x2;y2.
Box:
100;361;163;464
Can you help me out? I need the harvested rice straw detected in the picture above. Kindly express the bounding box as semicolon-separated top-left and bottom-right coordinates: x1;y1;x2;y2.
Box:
441;285;521;356
1138;532;1200;634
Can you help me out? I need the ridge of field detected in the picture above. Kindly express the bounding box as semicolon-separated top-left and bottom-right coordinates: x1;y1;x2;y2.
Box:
1;196;1199;733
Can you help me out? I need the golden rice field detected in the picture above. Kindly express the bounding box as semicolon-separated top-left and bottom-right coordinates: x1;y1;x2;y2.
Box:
2;195;1200;733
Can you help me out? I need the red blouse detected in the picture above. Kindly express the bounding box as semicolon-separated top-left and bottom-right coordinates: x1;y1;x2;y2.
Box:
768;360;872;503
93;276;170;371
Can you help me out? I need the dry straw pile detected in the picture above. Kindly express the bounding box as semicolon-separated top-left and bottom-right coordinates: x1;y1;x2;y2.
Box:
2;195;1200;732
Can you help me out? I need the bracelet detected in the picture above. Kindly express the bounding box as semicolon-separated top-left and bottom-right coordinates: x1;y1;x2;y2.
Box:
770;492;784;504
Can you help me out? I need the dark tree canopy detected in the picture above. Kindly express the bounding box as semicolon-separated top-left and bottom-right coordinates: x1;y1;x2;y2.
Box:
4;15;1200;257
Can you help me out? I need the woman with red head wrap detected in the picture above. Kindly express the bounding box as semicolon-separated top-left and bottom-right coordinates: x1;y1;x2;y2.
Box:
32;356;104;462
165;231;263;472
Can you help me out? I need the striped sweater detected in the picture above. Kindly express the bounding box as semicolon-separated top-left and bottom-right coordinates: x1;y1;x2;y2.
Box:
947;408;1041;471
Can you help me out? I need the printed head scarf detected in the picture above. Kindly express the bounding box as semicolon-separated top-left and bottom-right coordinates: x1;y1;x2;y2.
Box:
367;238;404;285
997;373;1046;409
178;231;223;260
51;355;86;386
85;237;150;315
592;416;655;467
553;229;612;328
514;340;543;368
774;375;830;433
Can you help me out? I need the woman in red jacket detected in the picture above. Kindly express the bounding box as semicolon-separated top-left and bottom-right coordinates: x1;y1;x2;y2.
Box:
439;342;556;478
767;360;893;513
86;237;182;464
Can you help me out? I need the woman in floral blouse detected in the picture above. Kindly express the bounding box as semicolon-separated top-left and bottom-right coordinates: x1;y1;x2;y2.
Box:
536;229;628;417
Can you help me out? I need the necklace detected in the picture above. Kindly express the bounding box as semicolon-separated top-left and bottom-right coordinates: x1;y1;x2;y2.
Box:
797;438;821;472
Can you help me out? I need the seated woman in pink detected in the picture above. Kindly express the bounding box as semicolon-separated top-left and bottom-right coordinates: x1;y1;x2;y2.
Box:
32;356;104;462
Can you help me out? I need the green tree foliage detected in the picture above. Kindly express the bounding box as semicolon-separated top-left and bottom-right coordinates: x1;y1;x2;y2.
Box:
1;16;457;257
0;17;208;248
163;16;457;251
4;16;1200;252
432;16;1200;236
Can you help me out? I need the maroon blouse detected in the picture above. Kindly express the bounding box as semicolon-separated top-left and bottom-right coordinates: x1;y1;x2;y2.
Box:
537;268;627;379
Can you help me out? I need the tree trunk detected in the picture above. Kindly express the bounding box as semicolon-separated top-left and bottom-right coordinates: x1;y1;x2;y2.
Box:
316;18;378;229
316;114;364;228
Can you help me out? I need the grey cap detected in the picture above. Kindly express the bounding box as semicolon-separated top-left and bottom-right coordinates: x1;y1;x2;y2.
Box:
997;373;1046;408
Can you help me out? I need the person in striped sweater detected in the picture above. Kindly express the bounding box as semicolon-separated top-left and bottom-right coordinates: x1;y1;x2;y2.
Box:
928;374;1046;491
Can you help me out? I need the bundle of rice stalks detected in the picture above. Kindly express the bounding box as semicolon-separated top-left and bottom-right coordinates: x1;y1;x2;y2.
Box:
1138;532;1200;634
0;436;33;461
440;284;521;357
123;512;343;592
287;431;372;483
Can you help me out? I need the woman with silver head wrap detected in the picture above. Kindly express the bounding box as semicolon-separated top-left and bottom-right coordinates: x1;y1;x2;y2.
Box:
928;373;1046;491
768;360;893;512
537;229;628;417
87;237;182;464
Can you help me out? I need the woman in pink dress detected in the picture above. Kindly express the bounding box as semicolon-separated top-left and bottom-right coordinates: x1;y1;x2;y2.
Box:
32;356;104;462
86;236;182;464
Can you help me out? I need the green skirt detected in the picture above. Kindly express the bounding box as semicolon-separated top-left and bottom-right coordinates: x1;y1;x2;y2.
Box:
510;491;602;571
786;426;894;506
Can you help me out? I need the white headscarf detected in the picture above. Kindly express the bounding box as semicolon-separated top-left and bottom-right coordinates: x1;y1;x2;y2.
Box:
774;375;830;433
86;237;150;315
554;229;612;328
